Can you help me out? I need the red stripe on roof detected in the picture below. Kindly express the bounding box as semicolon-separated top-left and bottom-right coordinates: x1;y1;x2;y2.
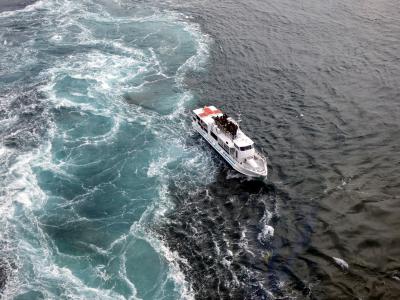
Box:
199;106;222;117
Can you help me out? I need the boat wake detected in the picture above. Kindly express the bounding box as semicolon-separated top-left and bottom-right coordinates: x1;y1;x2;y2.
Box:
158;168;284;299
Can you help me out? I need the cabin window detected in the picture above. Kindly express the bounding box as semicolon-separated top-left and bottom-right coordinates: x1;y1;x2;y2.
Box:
240;145;253;151
222;144;229;153
211;131;218;141
198;119;208;132
218;138;229;153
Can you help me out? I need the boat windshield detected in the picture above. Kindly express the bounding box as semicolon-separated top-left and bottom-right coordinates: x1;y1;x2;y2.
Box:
240;145;253;151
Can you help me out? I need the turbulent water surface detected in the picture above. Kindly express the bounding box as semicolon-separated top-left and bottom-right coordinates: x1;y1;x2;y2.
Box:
0;0;211;298
1;0;400;299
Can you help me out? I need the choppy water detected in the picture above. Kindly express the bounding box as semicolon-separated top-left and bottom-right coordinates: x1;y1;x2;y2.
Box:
1;0;400;299
0;0;212;299
164;0;400;299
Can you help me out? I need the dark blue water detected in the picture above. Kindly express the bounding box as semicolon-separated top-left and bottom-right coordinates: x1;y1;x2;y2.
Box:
1;0;400;299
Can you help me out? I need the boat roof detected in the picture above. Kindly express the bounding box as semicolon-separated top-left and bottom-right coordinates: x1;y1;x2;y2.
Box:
193;106;254;147
193;106;223;125
233;131;254;147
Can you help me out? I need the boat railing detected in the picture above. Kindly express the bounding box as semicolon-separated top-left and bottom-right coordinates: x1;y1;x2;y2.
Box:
255;151;265;161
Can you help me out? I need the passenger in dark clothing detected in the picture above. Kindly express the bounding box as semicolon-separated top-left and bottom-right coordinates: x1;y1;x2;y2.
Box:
213;114;238;138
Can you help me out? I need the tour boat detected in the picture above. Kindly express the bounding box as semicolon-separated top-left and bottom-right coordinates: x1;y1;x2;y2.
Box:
192;106;268;178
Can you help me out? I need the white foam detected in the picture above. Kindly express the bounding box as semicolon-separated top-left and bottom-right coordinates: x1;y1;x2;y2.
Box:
175;20;211;89
120;253;140;299
147;155;172;178
0;0;45;18
5;147;49;210
0;0;212;298
129;216;194;300
50;34;62;42
259;225;275;240
332;257;349;270
129;132;215;299
258;209;274;243
0;146;8;158
239;227;249;249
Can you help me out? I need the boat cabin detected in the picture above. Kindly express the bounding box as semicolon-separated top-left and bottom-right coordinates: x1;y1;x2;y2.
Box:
192;106;256;163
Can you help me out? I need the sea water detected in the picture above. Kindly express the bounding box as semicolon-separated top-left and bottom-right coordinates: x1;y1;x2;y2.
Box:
0;0;215;298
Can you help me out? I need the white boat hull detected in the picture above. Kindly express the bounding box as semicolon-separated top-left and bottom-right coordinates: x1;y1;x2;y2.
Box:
193;121;268;178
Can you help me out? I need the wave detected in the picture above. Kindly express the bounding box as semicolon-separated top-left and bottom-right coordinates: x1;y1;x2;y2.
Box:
0;0;211;298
